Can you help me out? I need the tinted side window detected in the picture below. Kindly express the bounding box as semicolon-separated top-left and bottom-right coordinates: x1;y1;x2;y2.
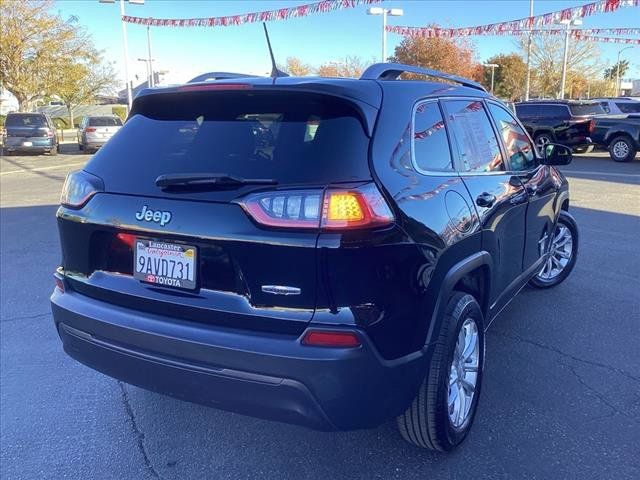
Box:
413;101;452;171
443;100;504;173
616;102;640;113
488;103;536;172
515;104;534;117
546;105;571;119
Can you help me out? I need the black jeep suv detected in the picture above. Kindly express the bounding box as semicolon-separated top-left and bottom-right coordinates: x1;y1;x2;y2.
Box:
51;64;578;451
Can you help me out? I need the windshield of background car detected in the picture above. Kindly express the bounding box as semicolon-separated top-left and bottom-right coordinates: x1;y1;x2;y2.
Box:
569;103;606;116
5;114;46;127
88;117;123;127
85;90;371;194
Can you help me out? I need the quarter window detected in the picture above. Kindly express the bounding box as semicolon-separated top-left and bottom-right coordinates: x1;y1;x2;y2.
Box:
488;103;536;171
413;101;453;171
443;100;504;173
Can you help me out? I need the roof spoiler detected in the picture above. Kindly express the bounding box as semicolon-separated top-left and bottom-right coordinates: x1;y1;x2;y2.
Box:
187;72;260;84
360;63;486;92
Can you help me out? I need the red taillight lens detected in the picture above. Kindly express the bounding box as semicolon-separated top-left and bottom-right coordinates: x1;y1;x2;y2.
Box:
85;127;96;133
238;183;394;231
54;274;65;292
589;119;595;134
60;170;104;209
321;184;394;230
44;128;54;137
115;233;136;248
301;330;361;348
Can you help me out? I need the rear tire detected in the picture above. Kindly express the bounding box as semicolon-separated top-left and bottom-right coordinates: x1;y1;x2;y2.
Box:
529;211;578;289
397;292;485;451
608;135;636;162
534;133;554;155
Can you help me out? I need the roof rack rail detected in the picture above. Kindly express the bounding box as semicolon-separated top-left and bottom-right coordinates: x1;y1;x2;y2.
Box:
187;72;260;84
360;63;486;92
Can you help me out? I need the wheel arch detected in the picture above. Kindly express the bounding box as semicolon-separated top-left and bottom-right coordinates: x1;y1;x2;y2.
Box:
425;251;492;347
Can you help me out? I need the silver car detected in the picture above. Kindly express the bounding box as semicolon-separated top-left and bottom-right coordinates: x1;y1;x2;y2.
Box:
77;116;123;153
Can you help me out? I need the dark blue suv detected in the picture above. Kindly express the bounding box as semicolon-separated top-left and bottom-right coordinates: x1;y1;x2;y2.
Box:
51;64;579;451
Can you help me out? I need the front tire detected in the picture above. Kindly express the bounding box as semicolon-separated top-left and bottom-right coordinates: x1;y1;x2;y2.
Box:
608;135;636;162
534;133;554;156
529;210;578;288
397;292;485;451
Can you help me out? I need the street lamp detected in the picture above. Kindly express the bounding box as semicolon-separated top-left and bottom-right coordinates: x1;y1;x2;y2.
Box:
616;46;633;97
367;7;404;62
558;18;582;100
99;0;145;109
484;63;499;94
137;58;154;87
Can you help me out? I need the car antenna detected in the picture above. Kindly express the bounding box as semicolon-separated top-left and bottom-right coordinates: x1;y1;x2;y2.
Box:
262;23;289;80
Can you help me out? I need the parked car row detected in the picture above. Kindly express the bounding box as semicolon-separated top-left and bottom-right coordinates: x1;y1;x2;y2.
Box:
514;98;639;162
1;112;123;156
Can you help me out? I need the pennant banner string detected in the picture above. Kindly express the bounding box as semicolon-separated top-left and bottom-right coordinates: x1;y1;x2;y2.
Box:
122;0;383;28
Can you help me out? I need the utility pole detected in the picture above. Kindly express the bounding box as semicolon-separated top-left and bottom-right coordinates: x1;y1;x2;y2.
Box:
525;0;533;100
146;25;154;87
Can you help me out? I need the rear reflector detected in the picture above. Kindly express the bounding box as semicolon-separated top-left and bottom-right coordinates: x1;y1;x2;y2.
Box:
54;274;65;292
301;330;361;348
116;232;136;248
85;127;96;133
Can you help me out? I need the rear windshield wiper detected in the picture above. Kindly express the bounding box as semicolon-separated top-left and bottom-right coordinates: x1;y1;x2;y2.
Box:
155;173;277;189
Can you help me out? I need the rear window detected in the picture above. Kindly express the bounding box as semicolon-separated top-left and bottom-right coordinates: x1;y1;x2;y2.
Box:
616;102;640;113
88;91;370;189
88;117;122;127
5;114;46;127
569;103;605;116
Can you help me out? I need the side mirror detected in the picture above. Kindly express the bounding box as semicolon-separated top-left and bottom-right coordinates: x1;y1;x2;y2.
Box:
541;143;572;166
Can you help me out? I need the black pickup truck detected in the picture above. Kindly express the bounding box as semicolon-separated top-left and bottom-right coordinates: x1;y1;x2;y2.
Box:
590;114;640;162
514;100;601;154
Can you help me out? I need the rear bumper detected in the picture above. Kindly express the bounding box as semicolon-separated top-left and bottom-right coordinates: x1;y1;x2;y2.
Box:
3;137;54;152
51;288;427;431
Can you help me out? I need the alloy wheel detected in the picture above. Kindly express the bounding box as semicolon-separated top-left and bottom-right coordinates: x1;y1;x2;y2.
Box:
448;317;480;429
612;140;630;160
537;223;573;281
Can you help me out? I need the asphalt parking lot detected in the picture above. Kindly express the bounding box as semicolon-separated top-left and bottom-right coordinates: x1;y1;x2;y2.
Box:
1;146;639;479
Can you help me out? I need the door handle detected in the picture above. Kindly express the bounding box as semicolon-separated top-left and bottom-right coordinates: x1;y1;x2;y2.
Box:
476;192;496;208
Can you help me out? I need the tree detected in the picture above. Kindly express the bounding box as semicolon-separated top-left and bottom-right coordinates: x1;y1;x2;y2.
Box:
389;32;481;81
285;57;312;76
316;56;371;78
54;58;117;127
0;0;98;111
604;60;629;80
482;53;527;101
519;35;602;99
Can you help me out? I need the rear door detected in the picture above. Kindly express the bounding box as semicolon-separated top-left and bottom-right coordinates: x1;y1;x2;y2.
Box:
60;89;374;334
442;99;528;313
87;116;122;142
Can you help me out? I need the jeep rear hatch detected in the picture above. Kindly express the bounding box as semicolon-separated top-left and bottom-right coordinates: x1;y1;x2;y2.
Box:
60;89;375;334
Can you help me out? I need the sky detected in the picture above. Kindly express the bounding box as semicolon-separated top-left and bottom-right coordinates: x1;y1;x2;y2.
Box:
49;0;640;88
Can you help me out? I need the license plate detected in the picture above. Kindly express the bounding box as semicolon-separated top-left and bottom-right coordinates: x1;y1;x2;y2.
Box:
22;141;33;147
134;239;197;290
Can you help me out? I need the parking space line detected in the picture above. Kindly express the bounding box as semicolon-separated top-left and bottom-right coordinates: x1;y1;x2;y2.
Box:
565;170;640;178
0;161;87;176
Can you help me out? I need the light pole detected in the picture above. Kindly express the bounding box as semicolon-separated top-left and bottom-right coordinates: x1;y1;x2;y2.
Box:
558;18;582;99
137;58;152;86
146;25;154;87
616;46;632;97
484;63;499;94
367;7;404;62
524;0;534;100
99;0;145;109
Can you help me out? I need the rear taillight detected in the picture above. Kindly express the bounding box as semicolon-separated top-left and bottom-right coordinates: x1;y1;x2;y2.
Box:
60;170;104;209
301;330;361;348
589;119;595;134
115;233;136;248
85;127;96;133
238;183;394;231
54;273;65;292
